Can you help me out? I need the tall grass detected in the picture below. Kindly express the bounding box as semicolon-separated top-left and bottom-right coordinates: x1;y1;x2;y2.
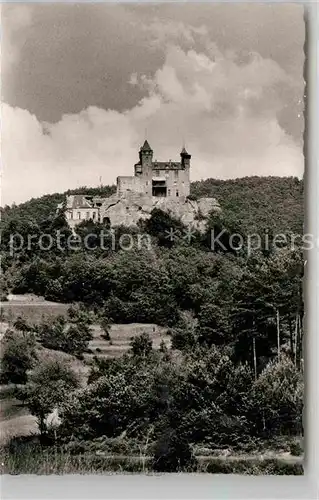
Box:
1;443;303;475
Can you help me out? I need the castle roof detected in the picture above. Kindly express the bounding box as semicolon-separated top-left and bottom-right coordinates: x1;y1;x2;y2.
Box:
66;195;94;210
181;147;191;158
152;161;183;170
140;140;152;152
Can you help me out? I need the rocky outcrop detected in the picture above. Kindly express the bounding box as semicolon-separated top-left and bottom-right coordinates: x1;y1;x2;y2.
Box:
100;193;220;231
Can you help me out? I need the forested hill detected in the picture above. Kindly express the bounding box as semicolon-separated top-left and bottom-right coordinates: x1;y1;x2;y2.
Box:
1;176;303;235
191;176;303;236
0;185;116;224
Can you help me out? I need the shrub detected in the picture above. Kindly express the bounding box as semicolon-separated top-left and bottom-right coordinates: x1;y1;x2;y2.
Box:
186;194;199;202
1;329;37;384
13;316;33;333
100;317;112;341
152;429;196;472
130;332;153;358
38;315;93;356
248;355;303;437
170;325;197;351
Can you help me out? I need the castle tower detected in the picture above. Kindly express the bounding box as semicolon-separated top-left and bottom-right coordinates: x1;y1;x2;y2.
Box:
180;146;191;169
139;140;153;167
138;140;153;196
180;147;191;198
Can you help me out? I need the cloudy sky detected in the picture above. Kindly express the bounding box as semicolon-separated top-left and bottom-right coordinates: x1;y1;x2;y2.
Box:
1;3;305;205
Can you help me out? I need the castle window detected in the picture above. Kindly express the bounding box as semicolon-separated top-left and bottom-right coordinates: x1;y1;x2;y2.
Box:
168;189;171;196
77;212;81;220
176;190;179;197
174;170;178;179
70;212;73;220
92;212;96;220
86;212;90;219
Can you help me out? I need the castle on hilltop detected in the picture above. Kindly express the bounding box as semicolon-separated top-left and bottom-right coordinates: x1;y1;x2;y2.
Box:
117;140;191;199
60;140;219;230
62;141;192;227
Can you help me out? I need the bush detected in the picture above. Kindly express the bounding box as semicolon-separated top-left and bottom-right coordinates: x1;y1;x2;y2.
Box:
130;332;153;358
13;316;33;333
152;429;196;472
289;440;303;456
170;325;197;351
248;355;303;437
100;317;112;341
1;329;37;384
38;315;93;356
186;194;199;202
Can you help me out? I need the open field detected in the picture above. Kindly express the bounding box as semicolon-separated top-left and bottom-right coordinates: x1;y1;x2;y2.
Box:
0;385;38;444
1;297;170;357
87;323;170;359
1;299;70;326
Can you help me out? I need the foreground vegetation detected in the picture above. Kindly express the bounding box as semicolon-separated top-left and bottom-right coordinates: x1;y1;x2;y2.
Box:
0;176;304;473
2;442;303;475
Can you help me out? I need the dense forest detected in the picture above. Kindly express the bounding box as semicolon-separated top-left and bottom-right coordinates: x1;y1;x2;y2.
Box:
0;176;304;473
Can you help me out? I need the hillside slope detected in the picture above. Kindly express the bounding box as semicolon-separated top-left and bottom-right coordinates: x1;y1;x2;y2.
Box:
192;176;303;235
1;177;303;236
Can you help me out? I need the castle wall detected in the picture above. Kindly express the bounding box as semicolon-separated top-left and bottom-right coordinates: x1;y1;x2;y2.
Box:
117;176;149;197
165;168;190;198
150;168;189;198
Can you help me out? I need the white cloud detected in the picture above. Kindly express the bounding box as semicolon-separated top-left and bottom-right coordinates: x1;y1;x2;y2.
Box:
1;43;303;205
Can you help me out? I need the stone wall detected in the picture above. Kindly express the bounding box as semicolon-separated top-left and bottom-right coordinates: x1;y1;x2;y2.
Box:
116;176;147;197
64;192;220;232
99;192;220;231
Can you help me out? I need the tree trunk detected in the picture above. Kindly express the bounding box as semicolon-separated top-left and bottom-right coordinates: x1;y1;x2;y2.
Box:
38;414;47;444
295;313;299;366
288;315;294;359
276;309;280;358
252;336;257;381
296;313;302;370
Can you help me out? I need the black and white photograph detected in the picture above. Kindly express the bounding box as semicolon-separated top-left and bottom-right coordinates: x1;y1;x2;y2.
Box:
0;3;305;476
